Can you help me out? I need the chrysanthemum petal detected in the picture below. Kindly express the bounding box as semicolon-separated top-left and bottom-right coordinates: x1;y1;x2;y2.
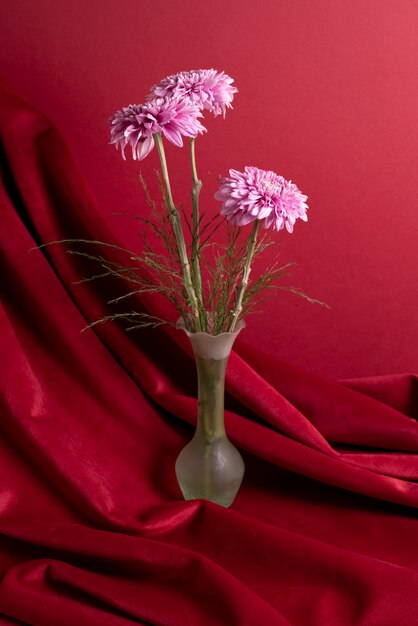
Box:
162;126;183;147
135;136;155;161
147;69;237;117
109;96;206;161
214;166;308;232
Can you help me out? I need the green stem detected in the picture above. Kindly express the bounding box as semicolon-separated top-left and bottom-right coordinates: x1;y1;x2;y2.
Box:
190;138;206;331
196;354;227;498
154;133;201;331
228;220;260;332
196;355;227;444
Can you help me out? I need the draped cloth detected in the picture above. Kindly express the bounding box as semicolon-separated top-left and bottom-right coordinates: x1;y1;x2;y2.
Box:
1;82;418;626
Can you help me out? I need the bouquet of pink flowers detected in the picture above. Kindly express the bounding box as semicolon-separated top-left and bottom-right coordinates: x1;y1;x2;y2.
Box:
53;69;324;336
38;69;327;507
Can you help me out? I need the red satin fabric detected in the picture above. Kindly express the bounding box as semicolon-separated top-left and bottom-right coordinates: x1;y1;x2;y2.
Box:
1;83;418;626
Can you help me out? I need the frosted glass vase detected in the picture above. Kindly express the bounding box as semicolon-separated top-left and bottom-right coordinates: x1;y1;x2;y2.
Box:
175;319;245;507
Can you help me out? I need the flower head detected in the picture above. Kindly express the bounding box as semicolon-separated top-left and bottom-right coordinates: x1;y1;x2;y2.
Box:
109;97;206;161
215;166;308;232
148;69;237;117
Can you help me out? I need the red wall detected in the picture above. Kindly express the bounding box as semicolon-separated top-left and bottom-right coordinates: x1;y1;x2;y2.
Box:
1;0;417;379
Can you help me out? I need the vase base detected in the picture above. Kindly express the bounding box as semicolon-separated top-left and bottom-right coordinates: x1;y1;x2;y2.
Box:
179;486;240;508
175;436;245;508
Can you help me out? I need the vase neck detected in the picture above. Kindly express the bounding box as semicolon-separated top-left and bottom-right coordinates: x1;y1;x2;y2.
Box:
178;320;245;445
195;354;228;443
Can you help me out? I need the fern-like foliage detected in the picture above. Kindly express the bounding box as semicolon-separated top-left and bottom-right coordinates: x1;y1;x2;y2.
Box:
35;171;328;335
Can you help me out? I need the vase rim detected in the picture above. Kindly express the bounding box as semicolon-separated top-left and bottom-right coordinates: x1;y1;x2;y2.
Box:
176;317;246;339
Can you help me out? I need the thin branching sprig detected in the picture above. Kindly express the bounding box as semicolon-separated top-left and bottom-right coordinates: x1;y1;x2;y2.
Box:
36;69;327;338
35;237;186;332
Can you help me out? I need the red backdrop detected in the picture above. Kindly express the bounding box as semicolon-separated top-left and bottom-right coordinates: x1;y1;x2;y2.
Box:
1;0;417;378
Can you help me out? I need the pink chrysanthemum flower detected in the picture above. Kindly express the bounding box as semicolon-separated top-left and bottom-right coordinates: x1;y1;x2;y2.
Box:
109;97;206;161
148;69;237;117
214;166;308;232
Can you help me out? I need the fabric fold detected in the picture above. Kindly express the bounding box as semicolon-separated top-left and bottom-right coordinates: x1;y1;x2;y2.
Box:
1;81;418;625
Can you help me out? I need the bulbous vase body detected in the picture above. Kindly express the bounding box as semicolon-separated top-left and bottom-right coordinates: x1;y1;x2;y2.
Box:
175;321;245;508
